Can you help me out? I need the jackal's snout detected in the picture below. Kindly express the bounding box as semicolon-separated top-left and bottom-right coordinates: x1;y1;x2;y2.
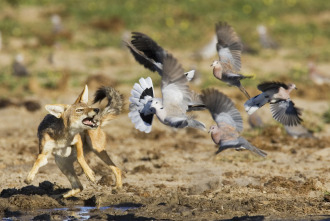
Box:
82;107;100;128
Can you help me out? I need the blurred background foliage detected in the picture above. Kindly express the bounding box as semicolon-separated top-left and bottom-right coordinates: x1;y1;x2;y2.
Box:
0;0;329;96
0;0;329;57
0;0;329;126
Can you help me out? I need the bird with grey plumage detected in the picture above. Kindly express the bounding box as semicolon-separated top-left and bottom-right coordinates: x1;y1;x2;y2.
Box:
193;34;217;60
201;88;267;157
308;62;330;85
128;54;205;133
248;112;264;129
244;81;302;126
257;25;279;49
12;54;29;77
211;22;252;98
125;32;195;81
284;124;314;139
51;14;63;34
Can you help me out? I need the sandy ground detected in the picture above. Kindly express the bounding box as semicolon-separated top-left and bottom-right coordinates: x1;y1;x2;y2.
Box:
1;2;330;219
0;79;330;220
0;41;330;221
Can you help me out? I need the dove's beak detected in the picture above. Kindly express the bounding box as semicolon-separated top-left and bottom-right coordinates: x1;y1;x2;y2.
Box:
295;87;298;90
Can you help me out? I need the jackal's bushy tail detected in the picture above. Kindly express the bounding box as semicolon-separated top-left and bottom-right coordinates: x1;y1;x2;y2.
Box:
93;86;123;126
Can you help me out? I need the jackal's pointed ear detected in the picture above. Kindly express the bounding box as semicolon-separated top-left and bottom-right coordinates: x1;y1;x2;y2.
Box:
45;104;68;118
74;85;88;104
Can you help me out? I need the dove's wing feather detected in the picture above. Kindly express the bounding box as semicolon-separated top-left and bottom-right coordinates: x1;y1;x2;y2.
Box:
201;88;243;132
215;21;242;72
161;54;191;115
257;81;288;92
270;99;302;126
131;32;166;64
126;41;163;74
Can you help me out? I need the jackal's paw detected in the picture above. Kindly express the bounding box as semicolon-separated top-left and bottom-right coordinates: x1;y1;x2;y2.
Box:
63;188;81;198
84;169;96;183
113;183;123;191
24;177;32;184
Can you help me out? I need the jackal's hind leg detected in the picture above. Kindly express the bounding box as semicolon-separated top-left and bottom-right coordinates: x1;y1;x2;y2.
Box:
86;129;122;189
55;154;83;198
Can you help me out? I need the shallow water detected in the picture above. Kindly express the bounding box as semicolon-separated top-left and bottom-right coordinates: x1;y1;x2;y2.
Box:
3;204;142;220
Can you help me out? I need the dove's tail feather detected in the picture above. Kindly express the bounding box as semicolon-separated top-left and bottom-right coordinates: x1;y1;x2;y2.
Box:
240;137;267;157
244;92;269;115
93;86;124;126
128;77;155;133
238;85;250;99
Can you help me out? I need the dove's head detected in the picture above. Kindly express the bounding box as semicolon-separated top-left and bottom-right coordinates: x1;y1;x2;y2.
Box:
211;60;220;68
287;83;297;90
208;125;218;134
15;54;24;63
257;25;267;35
51;14;61;25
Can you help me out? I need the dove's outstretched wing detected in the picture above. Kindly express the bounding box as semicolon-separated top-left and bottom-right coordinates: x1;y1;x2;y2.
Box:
215;21;243;72
201;88;243;132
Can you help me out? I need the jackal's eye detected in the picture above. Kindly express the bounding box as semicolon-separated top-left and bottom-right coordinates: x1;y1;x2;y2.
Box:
76;108;84;113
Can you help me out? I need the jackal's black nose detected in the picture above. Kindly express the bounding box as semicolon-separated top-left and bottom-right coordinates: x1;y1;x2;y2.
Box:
94;108;99;114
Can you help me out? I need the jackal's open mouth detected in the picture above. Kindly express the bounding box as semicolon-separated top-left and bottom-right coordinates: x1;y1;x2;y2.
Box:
82;117;98;128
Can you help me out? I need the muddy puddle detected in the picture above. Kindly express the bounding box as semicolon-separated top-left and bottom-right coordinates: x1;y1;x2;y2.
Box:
3;203;143;220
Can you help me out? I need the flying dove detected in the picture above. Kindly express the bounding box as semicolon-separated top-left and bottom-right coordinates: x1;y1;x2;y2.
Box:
257;25;279;49
51;14;63;34
125;32;195;81
308;62;330;85
193;34;217;60
284;124;314;139
201;88;267;157
12;54;29;77
129;54;206;133
212;22;251;98
244;82;302;126
248;112;264;129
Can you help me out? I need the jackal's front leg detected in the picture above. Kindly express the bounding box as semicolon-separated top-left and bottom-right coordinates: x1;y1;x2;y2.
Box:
25;135;53;184
75;135;95;183
25;153;50;184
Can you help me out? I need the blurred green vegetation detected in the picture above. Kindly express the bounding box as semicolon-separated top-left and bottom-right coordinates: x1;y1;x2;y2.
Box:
323;107;330;124
0;0;329;94
0;0;329;55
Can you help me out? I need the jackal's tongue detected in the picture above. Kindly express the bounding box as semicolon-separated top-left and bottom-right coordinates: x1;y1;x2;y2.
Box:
83;118;94;126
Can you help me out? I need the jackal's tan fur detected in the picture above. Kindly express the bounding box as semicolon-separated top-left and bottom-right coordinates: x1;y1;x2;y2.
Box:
25;85;123;198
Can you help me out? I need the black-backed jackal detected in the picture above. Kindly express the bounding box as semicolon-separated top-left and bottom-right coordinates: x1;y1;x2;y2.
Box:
25;85;123;198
